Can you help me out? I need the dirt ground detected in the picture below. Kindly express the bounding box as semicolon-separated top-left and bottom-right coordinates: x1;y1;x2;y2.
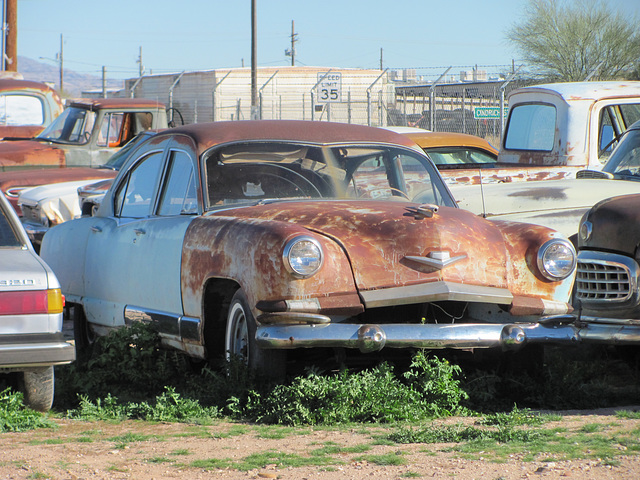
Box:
2;408;640;480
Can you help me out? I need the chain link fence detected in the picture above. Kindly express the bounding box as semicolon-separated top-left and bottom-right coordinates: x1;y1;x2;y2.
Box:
110;67;535;144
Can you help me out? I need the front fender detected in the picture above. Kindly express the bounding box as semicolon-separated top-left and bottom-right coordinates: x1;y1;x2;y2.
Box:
491;219;575;307
180;216;360;320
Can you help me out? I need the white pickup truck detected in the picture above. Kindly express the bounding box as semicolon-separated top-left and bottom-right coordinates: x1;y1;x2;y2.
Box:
449;81;640;239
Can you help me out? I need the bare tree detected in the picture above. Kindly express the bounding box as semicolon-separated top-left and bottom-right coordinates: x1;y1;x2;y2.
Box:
506;0;640;81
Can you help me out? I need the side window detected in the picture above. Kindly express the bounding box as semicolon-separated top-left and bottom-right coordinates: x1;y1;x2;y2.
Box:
114;151;164;218
620;104;640;129
0;94;45;126
0;206;21;247
132;112;153;133
398;154;449;205
97;113;124;147
598;109;615;159
504;104;556;151
158;151;198;216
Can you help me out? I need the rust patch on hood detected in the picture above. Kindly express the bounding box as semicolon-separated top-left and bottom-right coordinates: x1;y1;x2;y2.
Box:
205;200;510;292
0;140;65;168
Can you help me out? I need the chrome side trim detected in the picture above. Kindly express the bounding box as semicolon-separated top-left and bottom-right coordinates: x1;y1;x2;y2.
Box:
359;281;513;308
124;306;202;344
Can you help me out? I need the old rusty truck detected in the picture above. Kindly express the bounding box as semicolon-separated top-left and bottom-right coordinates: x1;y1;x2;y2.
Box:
447;81;640;240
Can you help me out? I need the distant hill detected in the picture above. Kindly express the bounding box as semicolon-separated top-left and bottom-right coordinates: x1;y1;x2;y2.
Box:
15;56;125;98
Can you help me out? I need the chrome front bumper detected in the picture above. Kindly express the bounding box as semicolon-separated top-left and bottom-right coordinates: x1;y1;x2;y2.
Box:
255;316;640;353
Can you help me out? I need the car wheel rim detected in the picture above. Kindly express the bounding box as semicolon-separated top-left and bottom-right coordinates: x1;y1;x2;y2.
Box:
226;302;249;364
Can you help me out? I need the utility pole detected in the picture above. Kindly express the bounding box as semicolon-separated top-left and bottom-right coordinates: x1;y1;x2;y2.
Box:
102;66;107;98
290;20;297;66
380;48;383;71
250;0;258;119
285;20;297;66
4;0;16;71
58;34;63;92
137;46;144;77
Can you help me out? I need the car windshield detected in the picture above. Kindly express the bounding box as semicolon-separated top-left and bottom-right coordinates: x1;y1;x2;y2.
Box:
204;142;456;209
37;106;95;145
602;127;640;178
425;146;497;167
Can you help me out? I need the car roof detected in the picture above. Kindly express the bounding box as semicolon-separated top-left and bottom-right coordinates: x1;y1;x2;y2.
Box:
0;78;60;94
68;98;166;110
509;81;640;102
398;130;497;154
162;120;420;153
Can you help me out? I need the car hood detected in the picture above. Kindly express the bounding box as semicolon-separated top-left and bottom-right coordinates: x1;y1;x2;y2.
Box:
580;193;640;255
449;177;640;237
0;140;66;167
19;179;110;205
209;200;511;291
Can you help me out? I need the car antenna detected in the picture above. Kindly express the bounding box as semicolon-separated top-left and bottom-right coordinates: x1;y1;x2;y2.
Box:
479;169;487;218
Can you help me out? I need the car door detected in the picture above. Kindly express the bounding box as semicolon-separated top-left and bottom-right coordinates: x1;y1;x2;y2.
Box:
82;136;199;329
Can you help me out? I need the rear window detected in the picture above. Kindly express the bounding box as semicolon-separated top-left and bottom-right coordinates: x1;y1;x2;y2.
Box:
0;207;21;247
0;94;45;126
504;103;556;151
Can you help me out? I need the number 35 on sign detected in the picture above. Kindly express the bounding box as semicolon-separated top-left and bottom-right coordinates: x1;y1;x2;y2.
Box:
316;72;342;103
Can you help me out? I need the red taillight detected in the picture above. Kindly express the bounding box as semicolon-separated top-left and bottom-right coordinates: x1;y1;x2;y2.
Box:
0;289;63;315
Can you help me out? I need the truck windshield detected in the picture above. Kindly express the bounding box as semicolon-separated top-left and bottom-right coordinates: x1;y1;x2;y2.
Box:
37;107;95;145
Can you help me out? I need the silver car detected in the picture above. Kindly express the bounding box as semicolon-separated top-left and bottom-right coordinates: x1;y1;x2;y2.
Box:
0;190;75;411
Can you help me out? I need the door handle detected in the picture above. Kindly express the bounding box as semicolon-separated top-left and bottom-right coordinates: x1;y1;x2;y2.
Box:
90;225;102;233
134;228;146;236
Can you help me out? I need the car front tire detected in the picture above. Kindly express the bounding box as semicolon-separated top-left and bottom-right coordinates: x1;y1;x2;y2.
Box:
225;289;286;380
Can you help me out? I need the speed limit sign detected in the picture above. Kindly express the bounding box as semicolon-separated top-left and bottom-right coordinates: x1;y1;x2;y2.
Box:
316;72;342;103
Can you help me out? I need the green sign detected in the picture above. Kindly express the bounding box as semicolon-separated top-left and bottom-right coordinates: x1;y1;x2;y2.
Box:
473;107;508;119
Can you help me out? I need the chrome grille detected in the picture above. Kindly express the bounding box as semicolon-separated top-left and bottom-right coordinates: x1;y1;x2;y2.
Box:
576;259;632;302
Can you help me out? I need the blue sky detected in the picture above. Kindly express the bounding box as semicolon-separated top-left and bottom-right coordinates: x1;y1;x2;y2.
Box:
17;0;640;81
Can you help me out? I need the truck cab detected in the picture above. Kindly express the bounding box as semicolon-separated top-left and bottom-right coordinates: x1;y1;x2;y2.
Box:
499;81;640;170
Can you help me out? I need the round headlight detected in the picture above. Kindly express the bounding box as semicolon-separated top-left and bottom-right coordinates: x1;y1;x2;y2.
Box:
284;236;323;278
537;239;576;281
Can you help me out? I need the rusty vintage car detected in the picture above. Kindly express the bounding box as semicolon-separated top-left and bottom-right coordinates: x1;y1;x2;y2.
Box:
0;98;167;214
40;121;579;376
0;76;64;140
